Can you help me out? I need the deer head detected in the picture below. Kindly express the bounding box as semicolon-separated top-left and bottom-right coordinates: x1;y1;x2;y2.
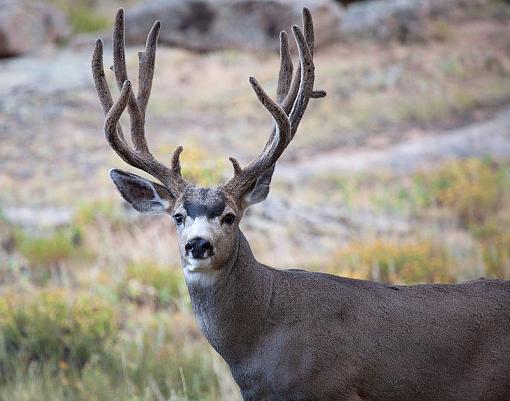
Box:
92;8;325;281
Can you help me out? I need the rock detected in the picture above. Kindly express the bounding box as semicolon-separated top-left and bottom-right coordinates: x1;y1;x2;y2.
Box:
3;206;73;228
0;0;70;58
124;0;343;52
339;0;487;43
340;0;429;42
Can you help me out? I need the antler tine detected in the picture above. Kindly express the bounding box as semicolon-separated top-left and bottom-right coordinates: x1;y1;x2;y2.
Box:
282;8;326;114
92;39;128;145
112;8;147;153
138;20;161;119
225;78;290;196
262;31;294;152
276;31;293;104
302;9;326;101
288;25;314;140
93;8;187;195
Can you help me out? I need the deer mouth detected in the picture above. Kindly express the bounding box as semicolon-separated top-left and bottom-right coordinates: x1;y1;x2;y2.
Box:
185;256;215;272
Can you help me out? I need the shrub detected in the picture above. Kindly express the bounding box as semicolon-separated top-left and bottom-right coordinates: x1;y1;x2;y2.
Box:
14;227;84;283
74;200;123;227
0;312;219;401
414;158;508;225
470;223;510;278
67;6;109;34
120;262;186;308
327;240;456;284
16;230;75;268
49;0;109;34
0;289;117;373
179;144;225;187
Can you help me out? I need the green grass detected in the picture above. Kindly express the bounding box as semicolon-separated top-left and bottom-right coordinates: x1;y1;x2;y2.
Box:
0;290;219;401
0;289;117;372
14;227;87;284
48;0;109;34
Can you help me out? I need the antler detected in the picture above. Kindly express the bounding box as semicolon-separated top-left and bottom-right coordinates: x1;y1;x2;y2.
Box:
91;8;187;196
224;8;326;198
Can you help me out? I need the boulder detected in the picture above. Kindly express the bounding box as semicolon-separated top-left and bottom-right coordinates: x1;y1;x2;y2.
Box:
340;0;429;42
124;0;343;52
339;0;487;43
0;0;70;57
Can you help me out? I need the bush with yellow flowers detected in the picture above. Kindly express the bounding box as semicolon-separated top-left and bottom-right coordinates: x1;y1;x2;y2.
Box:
327;240;456;284
470;223;510;278
415;158;508;226
179;144;225;186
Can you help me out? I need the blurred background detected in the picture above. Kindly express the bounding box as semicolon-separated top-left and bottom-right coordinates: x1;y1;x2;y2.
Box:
0;0;509;399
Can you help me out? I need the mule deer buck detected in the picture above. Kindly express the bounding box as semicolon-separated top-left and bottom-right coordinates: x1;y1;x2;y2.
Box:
92;8;510;401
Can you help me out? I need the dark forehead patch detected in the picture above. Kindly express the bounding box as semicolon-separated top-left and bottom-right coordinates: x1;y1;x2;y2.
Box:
183;187;226;219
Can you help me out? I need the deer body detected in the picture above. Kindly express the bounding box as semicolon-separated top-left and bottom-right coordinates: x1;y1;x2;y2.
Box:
188;232;510;401
93;9;510;401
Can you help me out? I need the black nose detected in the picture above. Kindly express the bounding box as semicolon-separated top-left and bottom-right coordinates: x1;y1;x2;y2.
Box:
185;237;213;259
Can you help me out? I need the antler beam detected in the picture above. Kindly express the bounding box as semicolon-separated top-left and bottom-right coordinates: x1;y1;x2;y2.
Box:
92;8;187;195
224;8;326;198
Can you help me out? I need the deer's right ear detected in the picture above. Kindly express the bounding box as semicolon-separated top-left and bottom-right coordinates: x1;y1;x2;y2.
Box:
109;169;175;214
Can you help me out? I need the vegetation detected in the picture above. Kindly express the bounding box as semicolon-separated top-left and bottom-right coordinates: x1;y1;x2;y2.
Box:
179;144;226;187
120;262;186;308
1;155;508;400
0;289;217;401
1;0;510;396
0;289;116;372
415;158;509;225
74;200;123;227
471;223;510;278
326;240;456;284
49;0;110;34
14;227;85;283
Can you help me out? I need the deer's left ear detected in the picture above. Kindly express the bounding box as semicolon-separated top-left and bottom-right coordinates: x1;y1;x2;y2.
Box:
241;166;275;208
109;169;175;214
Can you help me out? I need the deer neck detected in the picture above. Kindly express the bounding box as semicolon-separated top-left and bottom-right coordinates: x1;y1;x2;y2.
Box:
185;230;273;364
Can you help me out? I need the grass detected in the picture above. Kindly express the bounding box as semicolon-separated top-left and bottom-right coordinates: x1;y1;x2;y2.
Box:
14;227;86;284
415;158;510;225
470;223;510;278
323;239;457;284
0;202;223;400
120;262;186;308
180;148;226;187
0;289;117;372
74;200;124;227
315;157;510;280
0;289;218;401
48;0;110;34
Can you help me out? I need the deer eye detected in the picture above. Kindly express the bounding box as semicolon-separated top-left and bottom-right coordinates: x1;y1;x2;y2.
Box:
222;213;236;225
173;214;184;225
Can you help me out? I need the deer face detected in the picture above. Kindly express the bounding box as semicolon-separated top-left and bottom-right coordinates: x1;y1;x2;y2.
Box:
109;169;272;277
171;186;239;274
